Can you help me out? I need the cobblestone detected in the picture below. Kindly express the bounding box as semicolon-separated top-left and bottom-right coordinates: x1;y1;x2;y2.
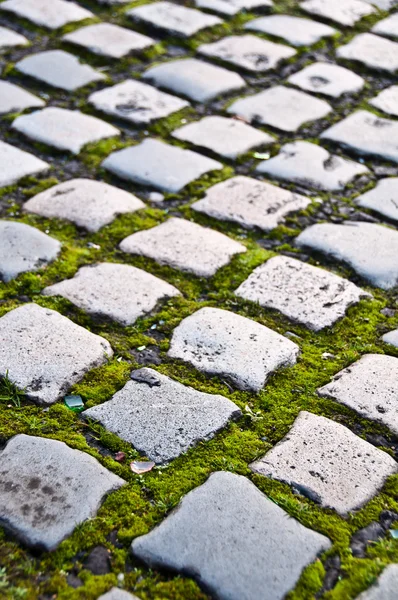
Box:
300;0;375;26
0;25;28;49
356;178;398;222
370;86;398;117
0;0;93;29
196;0;272;15
98;590;140;600
383;329;398;348
0;140;48;187
336;33;398;73
244;15;337;46
357;565;398;599
0;81;45;114
288;62;364;97
372;13;398;39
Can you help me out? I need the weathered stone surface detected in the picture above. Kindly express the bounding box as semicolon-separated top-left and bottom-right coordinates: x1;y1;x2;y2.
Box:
24;179;145;232
192;175;311;230
356;565;398;600
98;590;140;600
301;0;375;26
83;368;241;463
250;411;397;514
0;0;93;29
198;34;296;72
63;23;155;58
370;86;398;117
13;108;120;155
245;15;336;46
0;303;113;405
337;34;398;73
228;86;331;131
235;256;370;330
127;1;221;37
0;434;124;551
0;140;48;187
0;221;61;282
288;62;364;97
168;307;299;391
318;354;398;435
172;116;273;159
89;80;189;125
0;81;45;114
372;13;398;39
43;263;180;326
321;110;398;164
383;329;398;348
296;222;398;290
120;217;245;277
144;58;246;102
132;471;331;600
0;25;28;50
15;50;104;91
102;139;222;193
356;178;398;222
196;0;272;16
257;141;368;191
364;0;397;8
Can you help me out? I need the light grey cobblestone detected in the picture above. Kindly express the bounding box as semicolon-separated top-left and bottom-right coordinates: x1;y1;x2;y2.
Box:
356;565;398;600
0;140;48;187
288;62;364;97
383;329;398;348
196;0;273;15
0;0;93;29
0;25;28;49
300;0;375;26
0;81;45;114
336;33;398;73
244;15;337;46
372;13;398;39
98;590;140;600
356;178;398;222
370;86;398;117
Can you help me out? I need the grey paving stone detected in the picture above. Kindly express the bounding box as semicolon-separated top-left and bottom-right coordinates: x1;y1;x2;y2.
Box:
192;175;311;230
257;141;368;191
0;434;124;551
0;0;93;29
98;590;140;600
0;25;28;50
383;329;398;348
336;33;398;73
84;368;241;463
43;263;180;326
24;178;145;232
244;15;337;47
0;140;48;187
321;110;398;164
364;0;398;9
196;0;273;16
356;178;398;222
356;565;398;600
370;86;398;117
102;139;222;193
318;354;398;435
288;62;364;97
63;23;155;58
13;107;120;155
0;81;44;114
250;411;397;514
132;471;331;600
120;217;245;277
0;303;113;405
89;80;189;125
172;116;274;159
15;50;105;91
127;1;222;37
296;221;398;290
0;221;61;282
168;307;299;391
228;86;331;132
198;34;296;72
300;0;375;27
143;58;246;102
235;255;370;331
372;13;398;39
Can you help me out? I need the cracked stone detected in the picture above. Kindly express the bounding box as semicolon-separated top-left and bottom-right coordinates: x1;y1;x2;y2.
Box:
119;217;245;277
370;86;398;117
336;33;398;73
0;434;124;550
300;0;375;27
43;263;180;326
383;329;398;348
168;307;299;391
0;140;48;187
195;0;272;16
102;138;222;193
357;565;398;600
63;23;155;58
0;303;113;405
356;177;398;222
98;590;140;600
83;368;241;463
250;411;397;514
288;62;364;97
372;13;398;39
245;15;336;46
0;81;45;114
192;175;311;230
0;0;93;29
0;25;28;50
132;471;331;600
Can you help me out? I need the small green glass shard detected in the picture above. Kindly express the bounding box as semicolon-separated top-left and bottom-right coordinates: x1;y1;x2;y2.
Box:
64;395;84;412
390;529;398;539
253;152;270;160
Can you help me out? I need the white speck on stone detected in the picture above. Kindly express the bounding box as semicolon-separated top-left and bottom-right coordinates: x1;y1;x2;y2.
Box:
288;62;364;97
337;33;398;73
0;25;28;50
0;140;48;187
148;191;164;203
370;86;398;117
372;13;398;40
196;0;273;16
62;23;155;58
383;329;398;348
356;564;398;600
356;177;398;222
244;15;336;47
300;0;375;27
0;81;45;115
0;0;93;29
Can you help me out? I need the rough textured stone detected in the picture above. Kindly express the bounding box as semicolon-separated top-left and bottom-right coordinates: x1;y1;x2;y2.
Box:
0;81;45;114
13;108;120;155
168;307;299;391
172;116;273;159
83;368;241;463
127;2;221;37
143;58;246;102
321;110;398;164
0;303;113;405
288;62;364;97
89;80;189;125
15;50;104;91
257;141;368;191
102;139;222;193
192;175;311;230
0;434;124;551
356;178;398;222
383;329;398;348
0;0;93;29
245;15;336;46
356;565;398;600
372;13;398;39
98;590;140;600
228;86;331;131
196;0;272;16
370;86;398;117
120;217;245;277
301;0;375;26
132;471;331;600
0;221;61;282
63;23;154;58
43;263;180;326
296;221;398;290
336;34;398;73
198;34;296;72
250;411;397;514
364;0;397;7
0;25;28;50
318;354;398;435
0;140;48;187
235;256;370;331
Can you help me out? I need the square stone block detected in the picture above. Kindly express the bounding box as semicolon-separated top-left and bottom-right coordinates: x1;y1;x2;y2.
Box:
63;23;155;58
300;0;375;26
370;86;398;117
337;33;398;73
0;81;44;115
0;0;93;29
356;177;398;222
0;25;28;50
196;0;273;16
245;15;336;46
288;62;364;97
0;140;48;187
